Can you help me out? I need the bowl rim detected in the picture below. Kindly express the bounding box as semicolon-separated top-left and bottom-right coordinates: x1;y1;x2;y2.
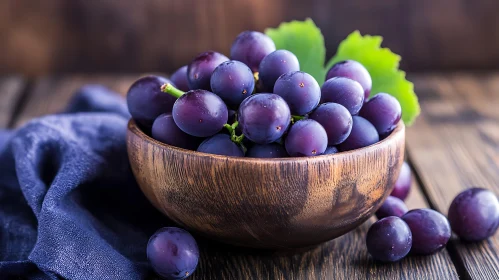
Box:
127;119;405;163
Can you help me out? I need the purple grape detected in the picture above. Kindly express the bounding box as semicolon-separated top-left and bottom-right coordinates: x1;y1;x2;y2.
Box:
376;196;409;219
197;133;244;157
338;116;379;151
402;209;451;255
151;114;201;150
259;50;300;92
366;216;412;262
237;93;291;144
210;60;255;108
273;71;320;115
187;51;229;90
172;90;228;137
127;75;176;127
230;31;276;72
448;188;499;242
170;66;190;92
147;227;199;280
323;146;339;155
326;60;372;99
391;161;412;201
320;77;365;115
285;119;328;157
359;93;402;138
309;103;352;146
246;143;288;158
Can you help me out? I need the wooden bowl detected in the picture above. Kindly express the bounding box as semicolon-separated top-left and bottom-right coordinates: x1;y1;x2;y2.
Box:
127;120;405;249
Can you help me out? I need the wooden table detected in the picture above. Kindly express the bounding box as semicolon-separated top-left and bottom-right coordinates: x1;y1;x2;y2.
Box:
1;73;498;279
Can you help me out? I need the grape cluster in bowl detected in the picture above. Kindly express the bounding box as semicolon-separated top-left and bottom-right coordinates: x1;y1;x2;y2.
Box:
126;31;402;158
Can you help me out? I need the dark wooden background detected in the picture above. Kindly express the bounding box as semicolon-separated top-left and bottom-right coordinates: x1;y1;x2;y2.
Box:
1;0;499;76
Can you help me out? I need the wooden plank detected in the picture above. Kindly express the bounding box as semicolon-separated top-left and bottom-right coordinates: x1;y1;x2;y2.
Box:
2;0;499;75
16;75;459;279
407;73;499;279
0;76;25;128
12;74;140;127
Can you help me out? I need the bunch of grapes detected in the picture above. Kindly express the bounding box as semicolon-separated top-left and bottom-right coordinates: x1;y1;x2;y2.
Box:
126;31;402;158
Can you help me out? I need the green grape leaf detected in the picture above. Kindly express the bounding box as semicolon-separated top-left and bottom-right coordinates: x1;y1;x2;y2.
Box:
265;18;326;84
326;31;420;125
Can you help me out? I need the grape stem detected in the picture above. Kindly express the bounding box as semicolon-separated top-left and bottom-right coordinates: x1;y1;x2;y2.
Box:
291;115;305;123
161;83;185;98
223;121;245;144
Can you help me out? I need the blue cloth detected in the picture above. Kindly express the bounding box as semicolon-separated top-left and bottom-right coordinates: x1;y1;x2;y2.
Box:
0;87;169;279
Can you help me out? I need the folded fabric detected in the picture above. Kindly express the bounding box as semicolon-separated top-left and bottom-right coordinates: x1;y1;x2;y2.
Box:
0;86;171;279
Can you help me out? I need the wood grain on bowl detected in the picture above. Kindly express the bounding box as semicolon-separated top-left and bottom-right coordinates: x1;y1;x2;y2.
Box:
127;120;405;249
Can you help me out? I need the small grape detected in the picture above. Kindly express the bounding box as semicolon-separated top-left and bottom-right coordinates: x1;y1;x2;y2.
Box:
170;66;190;92
326;60;372;99
391;162;412;200
127;75;176;127
210;60;255;108
197;134;244;157
147;227;199;280
172;90;228;137
320;77;364;115
448;188;499;242
402;209;451;255
323;146;339;155
237;93;291;144
309;103;352;146
273;71;321;115
285;119;328;157
338;116;379;151
151;114;201;150
375;196;408;219
230;31;276;72
187;51;229;90
246;143;288;158
359;93;402;138
366;216;412;262
259;50;300;92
